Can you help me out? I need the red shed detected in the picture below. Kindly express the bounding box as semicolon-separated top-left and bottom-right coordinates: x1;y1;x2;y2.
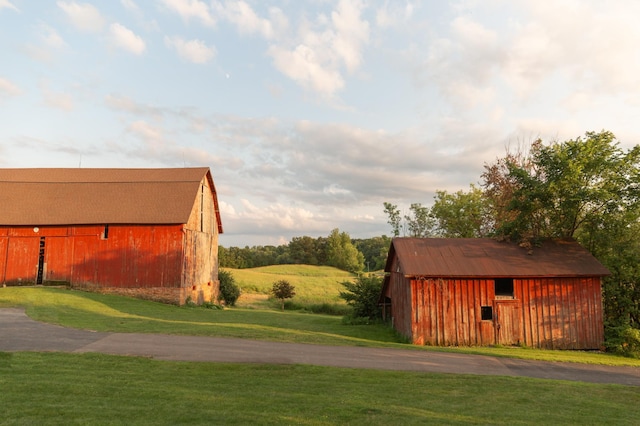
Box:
0;167;223;305
381;238;610;349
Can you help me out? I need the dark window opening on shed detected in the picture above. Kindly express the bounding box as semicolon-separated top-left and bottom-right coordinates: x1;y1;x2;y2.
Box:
495;278;514;297
102;225;109;240
481;306;493;321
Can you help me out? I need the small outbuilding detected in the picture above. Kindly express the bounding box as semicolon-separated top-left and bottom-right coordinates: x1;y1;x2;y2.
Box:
380;238;610;349
0;167;222;305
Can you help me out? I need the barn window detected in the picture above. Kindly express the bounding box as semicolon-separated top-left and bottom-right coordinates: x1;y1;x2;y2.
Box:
481;306;493;321
495;278;514;298
101;225;109;240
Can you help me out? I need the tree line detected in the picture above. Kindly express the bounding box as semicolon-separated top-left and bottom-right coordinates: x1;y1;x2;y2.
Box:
219;229;391;274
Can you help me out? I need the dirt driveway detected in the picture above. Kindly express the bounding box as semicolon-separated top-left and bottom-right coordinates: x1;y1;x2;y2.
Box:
1;308;639;386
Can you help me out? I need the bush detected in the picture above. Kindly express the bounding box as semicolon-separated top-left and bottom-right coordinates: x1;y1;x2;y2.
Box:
271;280;296;311
339;275;383;321
218;270;241;306
605;325;640;358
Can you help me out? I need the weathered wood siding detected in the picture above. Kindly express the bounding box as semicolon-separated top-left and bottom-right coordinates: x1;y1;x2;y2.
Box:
400;276;604;349
182;175;220;304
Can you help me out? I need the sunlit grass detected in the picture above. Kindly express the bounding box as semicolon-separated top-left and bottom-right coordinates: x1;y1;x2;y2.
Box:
224;265;353;305
1;352;639;425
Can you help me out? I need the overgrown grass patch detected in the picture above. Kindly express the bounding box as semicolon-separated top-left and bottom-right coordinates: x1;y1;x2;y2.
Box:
0;352;638;425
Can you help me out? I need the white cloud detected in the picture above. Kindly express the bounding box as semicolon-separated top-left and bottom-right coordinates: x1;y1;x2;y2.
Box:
109;23;146;55
160;0;215;26
266;0;369;98
0;77;21;97
0;0;18;12
57;1;105;33
331;0;370;73
376;2;414;28
268;44;346;96
214;1;276;39
41;24;67;49
129;120;163;145
164;36;216;63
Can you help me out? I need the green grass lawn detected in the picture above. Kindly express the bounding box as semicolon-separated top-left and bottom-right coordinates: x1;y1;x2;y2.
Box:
1;352;639;425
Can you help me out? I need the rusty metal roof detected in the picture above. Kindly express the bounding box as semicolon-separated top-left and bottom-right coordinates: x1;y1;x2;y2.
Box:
0;167;222;231
385;238;610;278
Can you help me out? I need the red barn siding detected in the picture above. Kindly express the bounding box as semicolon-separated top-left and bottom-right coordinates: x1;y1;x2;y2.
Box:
394;275;604;349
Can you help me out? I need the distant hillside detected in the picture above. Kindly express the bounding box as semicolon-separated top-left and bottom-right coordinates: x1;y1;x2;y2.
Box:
222;265;355;306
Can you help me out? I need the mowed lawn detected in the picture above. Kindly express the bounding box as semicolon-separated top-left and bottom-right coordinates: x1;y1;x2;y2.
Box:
1;351;639;425
1;279;640;424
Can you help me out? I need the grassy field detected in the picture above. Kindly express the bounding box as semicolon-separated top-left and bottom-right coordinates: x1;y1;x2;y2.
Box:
1;351;639;425
224;265;354;309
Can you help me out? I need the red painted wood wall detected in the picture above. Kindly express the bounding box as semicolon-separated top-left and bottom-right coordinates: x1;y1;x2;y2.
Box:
0;224;184;288
386;268;604;349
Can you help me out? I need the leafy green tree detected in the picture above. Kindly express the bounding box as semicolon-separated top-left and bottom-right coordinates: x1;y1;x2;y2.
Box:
339;275;383;320
383;202;402;237
494;131;640;242
354;235;392;271
288;236;321;265
404;203;433;237
325;228;365;273
431;185;491;237
271;279;296;311
217;269;241;306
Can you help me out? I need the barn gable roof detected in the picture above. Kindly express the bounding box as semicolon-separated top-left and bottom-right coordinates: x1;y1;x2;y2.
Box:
385;238;609;278
0;167;223;231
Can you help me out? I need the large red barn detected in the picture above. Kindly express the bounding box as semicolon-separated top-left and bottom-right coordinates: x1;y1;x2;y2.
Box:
381;238;610;349
0;167;222;305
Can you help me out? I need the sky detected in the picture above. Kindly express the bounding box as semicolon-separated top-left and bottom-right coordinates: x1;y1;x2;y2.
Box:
1;0;639;247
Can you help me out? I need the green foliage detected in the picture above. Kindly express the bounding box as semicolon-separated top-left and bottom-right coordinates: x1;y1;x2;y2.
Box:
288;236;326;265
383;202;402;237
218;269;241;306
271;279;296;311
605;326;640;358
431;184;492;237
339;275;383;321
405;203;433;237
497;131;640;242
354;235;391;271
325;228;365;273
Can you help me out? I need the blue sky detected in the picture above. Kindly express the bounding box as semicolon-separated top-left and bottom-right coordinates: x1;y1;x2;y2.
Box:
1;0;639;247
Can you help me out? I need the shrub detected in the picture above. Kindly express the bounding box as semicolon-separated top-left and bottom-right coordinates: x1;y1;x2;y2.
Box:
218;270;241;306
605;325;640;358
339;275;383;321
271;280;296;311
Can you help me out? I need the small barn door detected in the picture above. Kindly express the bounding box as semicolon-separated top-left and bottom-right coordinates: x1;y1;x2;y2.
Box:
495;302;522;346
36;237;46;284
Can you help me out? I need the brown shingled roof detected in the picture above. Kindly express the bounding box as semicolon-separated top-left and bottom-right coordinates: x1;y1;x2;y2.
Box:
386;238;610;278
0;168;222;228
